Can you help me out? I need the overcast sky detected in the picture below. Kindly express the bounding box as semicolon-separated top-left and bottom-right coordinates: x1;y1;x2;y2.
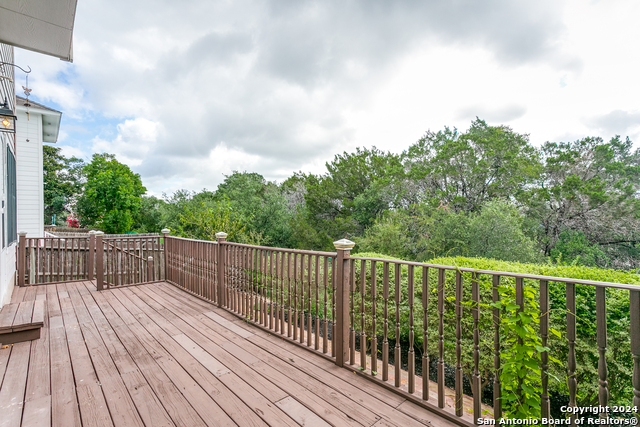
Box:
14;0;640;196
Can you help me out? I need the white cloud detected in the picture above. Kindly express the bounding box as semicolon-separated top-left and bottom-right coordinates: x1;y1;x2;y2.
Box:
13;0;640;194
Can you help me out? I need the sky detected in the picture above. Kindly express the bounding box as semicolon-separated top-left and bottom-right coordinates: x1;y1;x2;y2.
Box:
14;0;640;196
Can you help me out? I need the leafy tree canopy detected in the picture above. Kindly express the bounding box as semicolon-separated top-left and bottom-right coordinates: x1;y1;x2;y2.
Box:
42;145;84;224
76;153;146;233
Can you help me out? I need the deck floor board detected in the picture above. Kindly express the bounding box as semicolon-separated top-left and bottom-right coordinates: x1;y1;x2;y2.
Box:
0;281;458;427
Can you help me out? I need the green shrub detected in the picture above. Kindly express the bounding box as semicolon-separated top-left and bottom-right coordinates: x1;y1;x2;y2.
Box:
352;253;639;416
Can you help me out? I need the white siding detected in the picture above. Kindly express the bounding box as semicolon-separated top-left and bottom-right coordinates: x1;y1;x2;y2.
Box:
16;109;45;238
0;43;16;307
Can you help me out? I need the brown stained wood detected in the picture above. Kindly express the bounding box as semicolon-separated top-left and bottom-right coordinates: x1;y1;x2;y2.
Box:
383;262;390;382
438;269;445;409
135;284;374;426
408;265;414;392
629;290;640;411
372;261;378;376
471;273;480;423
14;301;35;327
49;314;82;427
566;283;577;424
540;280;550;420
203;311;254;338
360;259;367;370
110;288;268;427
275;396;331;427
76;384;115;427
22;395;52;427
92;293;209;427
395;264;402;388
24;299;50;403
97;292;237;427
0;341;31;427
492;275;501;419
595;286;609;422
422;266;429;401
120;370;175;427
148;284;379;427
0;303;18;331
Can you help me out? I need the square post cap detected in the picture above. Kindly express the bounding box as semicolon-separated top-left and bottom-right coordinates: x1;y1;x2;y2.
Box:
88;230;96;235
18;231;28;236
161;228;171;234
333;239;355;250
215;232;228;240
95;231;104;235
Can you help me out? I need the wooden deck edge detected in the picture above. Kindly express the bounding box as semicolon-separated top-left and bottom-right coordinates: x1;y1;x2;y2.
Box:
162;280;474;427
352;369;475;427
0;327;41;345
20;278;89;287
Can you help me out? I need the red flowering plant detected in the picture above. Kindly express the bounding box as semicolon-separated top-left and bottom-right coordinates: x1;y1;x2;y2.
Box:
66;215;80;228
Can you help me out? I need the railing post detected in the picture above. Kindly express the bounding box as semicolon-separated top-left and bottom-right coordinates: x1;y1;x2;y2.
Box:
162;228;170;282
96;231;104;291
333;238;354;368
215;232;228;308
147;256;154;282
17;232;27;287
88;230;96;280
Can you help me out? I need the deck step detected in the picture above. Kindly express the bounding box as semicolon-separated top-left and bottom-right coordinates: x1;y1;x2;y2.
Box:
0;300;45;345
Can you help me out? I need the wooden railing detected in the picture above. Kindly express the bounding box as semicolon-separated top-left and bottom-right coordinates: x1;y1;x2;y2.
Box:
18;230;640;424
97;234;164;289
17;232;164;289
18;234;91;285
163;232;640;426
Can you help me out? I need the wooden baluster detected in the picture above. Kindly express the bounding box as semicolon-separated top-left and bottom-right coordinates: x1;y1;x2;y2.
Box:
251;248;256;321
360;260;367;369
472;272;480;422
307;254;312;347
270;251;274;330
315;256;320;351
281;251;286;335
630;290;640;414
258;249;263;324
349;258;355;362
300;253;305;344
422;266;429;400
408;265;415;393
383;262;390;381
516;278;524;402
332;257;336;358
65;238;70;282
455;271;463;417
566;283;577;426
288;252;293;338
274;251;279;331
395;263;401;388
371;261;378;376
323;256;329;353
293;252;299;340
438;268;445;408
540;280;550;420
493;275;502;419
596;286;609;424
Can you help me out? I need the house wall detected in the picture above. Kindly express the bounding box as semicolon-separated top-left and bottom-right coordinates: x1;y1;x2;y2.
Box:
0;43;17;307
16;109;44;237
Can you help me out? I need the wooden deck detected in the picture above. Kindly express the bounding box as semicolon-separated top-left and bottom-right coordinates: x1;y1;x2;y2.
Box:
0;281;457;427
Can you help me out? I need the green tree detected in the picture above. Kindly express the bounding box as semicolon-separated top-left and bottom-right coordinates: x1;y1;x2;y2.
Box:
404;118;541;211
132;195;165;233
42;145;84;224
523;136;640;268
467;199;540;262
77;153;146;233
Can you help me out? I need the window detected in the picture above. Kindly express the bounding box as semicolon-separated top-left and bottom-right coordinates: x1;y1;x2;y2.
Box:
6;145;16;245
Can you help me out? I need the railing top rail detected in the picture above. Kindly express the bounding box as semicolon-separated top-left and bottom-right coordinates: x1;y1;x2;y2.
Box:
165;235;218;244
103;234;161;240
223;240;338;257
350;255;640;291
